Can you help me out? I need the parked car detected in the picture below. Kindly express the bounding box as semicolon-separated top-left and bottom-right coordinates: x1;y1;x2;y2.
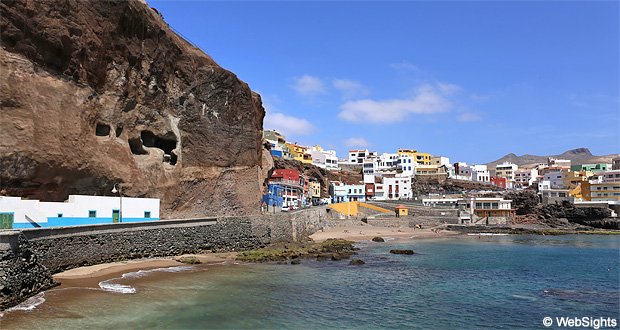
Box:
281;207;290;212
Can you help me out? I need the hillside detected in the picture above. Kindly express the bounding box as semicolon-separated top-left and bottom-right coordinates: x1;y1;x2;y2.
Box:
0;0;272;218
485;148;619;169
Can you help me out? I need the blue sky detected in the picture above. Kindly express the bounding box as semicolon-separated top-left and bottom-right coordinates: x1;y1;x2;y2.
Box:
150;1;619;164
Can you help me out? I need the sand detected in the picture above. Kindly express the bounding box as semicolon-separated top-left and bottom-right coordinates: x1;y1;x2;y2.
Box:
53;253;238;282
310;225;459;242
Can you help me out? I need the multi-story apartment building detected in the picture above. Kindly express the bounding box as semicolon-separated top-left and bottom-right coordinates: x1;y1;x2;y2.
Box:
329;182;366;203
580;181;620;201
310;145;339;171
398;149;432;165
571;164;610;173
348;149;377;164
373;175;412;200
495;162;518;181
563;170;592;189
542;172;565;189
310;181;321;204
465;197;514;218
285;142;312;164
514;168;538;187
268;169;306;207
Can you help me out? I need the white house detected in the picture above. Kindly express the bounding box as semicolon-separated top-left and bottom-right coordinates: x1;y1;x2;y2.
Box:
310;147;339;171
0;195;160;229
543;172;565;189
373;175;412;200
471;165;490;182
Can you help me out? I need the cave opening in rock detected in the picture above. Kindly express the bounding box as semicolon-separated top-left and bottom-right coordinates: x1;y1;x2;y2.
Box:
96;123;111;136
115;125;123;137
128;137;148;155
141;131;176;154
140;130;178;165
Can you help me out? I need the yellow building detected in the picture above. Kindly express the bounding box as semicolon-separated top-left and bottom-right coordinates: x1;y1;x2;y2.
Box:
285;142;312;164
580;182;620;201
495;162;518;181
310;181;321;200
414;164;442;175
563;171;592;189
398;148;432;165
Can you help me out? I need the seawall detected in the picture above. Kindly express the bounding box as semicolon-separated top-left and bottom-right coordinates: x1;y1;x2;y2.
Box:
0;208;331;310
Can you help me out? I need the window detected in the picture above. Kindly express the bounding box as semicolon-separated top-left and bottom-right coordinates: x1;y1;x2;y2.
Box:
58;213;63;218
492;203;498;209
145;211;151;218
475;203;482;208
89;210;96;218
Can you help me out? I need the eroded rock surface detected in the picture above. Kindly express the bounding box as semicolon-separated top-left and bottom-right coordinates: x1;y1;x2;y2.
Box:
0;0;272;217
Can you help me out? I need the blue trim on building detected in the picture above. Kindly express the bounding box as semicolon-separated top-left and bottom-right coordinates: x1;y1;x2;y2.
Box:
270;149;283;158
11;216;159;229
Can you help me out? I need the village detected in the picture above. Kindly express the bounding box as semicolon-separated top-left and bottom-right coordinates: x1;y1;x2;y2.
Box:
261;129;620;222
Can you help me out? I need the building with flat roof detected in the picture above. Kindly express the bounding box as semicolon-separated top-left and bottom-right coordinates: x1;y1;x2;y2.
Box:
0;195;160;229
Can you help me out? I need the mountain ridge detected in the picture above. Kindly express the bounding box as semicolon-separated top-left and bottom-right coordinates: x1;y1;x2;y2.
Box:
485;148;618;169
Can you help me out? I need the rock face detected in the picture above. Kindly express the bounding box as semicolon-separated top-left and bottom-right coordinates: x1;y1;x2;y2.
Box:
0;0;272;218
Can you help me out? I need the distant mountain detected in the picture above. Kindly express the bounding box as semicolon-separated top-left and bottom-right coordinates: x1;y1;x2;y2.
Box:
485;148;619;169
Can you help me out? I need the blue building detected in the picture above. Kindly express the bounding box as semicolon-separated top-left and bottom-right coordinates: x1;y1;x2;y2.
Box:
262;184;284;211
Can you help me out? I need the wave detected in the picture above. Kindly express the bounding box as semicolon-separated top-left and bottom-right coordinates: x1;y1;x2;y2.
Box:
98;265;198;294
0;292;46;318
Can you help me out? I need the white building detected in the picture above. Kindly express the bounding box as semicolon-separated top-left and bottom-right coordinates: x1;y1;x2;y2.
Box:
397;153;416;176
0;195;160;229
471;165;490;182
348;149;376;164
594;169;620;184
310;147;339;171
373;175;412;200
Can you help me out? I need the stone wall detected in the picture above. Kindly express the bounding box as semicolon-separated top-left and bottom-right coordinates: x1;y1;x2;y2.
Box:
0;210;333;310
0;232;58;310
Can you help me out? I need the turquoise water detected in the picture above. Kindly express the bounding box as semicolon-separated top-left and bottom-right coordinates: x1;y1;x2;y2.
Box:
2;235;619;329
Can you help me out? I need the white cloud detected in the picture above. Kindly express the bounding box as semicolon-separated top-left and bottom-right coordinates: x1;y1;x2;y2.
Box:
343;137;372;148
264;112;317;136
437;82;462;95
332;79;370;100
390;61;419;71
291;75;326;95
262;96;316;136
337;83;455;123
457;112;482;122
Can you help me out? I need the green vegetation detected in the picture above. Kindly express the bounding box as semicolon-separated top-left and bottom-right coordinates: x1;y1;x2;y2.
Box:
237;239;356;263
176;256;202;264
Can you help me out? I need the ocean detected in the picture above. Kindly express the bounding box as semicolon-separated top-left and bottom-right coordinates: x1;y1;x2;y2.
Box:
1;235;619;329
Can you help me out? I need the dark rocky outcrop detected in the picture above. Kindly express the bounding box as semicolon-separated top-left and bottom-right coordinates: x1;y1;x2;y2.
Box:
390;249;414;255
0;0;272;218
371;237;385;242
349;259;365;265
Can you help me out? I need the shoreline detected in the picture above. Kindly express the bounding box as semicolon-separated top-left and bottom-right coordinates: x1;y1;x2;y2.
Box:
309;225;460;243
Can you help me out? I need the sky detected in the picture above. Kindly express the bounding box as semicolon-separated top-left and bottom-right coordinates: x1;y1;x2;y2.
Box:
150;1;619;164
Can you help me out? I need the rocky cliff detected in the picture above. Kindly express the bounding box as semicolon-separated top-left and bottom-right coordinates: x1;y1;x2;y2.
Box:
0;0;273;218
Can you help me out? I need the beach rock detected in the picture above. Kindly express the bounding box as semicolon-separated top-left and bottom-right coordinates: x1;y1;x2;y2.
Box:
390;249;415;255
290;259;301;265
371;237;385;242
316;256;327;261
176;256;201;264
331;254;343;261
349;259;365;265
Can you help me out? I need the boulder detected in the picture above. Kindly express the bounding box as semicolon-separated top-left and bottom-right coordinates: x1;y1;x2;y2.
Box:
349;259;365;265
371;237;385;242
390;249;414;255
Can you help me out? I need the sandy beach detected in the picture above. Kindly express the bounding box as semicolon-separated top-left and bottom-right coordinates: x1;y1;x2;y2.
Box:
53;253;238;283
310;225;459;242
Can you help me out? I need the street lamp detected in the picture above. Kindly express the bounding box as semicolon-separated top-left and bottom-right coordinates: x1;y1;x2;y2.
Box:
111;183;122;223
